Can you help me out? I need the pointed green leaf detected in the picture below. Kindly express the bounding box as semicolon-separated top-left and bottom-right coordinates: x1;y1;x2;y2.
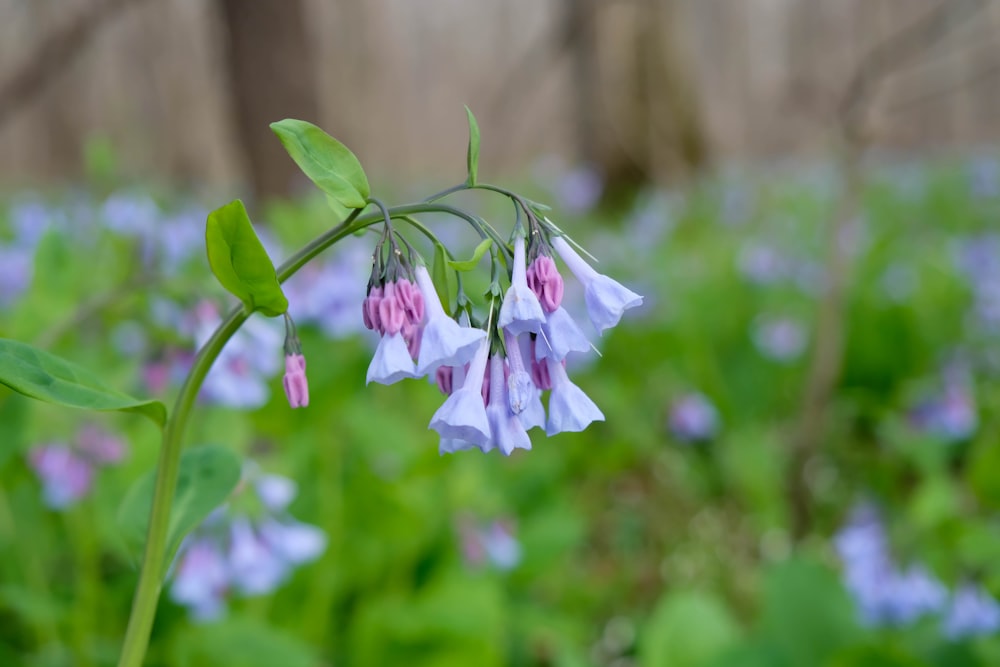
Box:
431;242;452;316
0;339;166;427
270;119;370;208
447;238;493;271
118;445;242;566
206;200;288;316
464;106;481;186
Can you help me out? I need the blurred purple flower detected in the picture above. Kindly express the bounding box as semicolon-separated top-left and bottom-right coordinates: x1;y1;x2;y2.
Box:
170;465;327;621
283;244;372;340
555;164;603;214
910;367;978;443
28;445;94;510
836;503;948;628
752;315;807;363
459;516;522;571
967;156;1000;199
0;244;33;307
942;584;1000;640
668;392;719;443
737;243;788;285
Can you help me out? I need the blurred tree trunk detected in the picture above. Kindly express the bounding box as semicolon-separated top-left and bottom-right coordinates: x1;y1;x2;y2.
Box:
564;0;599;164
217;0;318;201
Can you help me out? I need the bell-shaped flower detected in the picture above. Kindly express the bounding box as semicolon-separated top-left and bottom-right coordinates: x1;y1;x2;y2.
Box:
227;518;289;596
414;266;486;375
526;255;564;313
259;517;328;565
366;331;417;385
538;307;592;361
498;236;546;335
429;339;492;448
485;355;532;456
545;358;605;435
551;236;642;334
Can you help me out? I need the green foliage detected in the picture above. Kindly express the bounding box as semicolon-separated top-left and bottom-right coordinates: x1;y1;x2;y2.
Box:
0;338;165;427
639;591;741;667
118;445;242;565
270;118;370;209
465;106;481;187
205;199;288;316
448;238;492;271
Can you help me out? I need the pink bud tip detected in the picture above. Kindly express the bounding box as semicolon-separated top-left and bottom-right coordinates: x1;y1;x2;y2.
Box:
282;354;309;408
526;256;564;313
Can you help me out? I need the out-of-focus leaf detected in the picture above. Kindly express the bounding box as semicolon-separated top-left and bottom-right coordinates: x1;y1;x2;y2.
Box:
464;106;481;187
118;445;241;565
639;591;741;667
206;200;288;316
0;339;165;427
173;618;318;667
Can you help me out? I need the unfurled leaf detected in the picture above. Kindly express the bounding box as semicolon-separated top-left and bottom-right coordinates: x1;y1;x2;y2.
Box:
448;238;492;271
431;242;452;315
118;445;242;565
464;106;481;187
0;339;166;427
206;200;288;316
270;119;370;209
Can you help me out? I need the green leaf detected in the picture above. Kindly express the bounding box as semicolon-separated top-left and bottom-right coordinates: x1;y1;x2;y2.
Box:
431;243;452;316
270;118;370;208
447;238;492;271
118;445;242;565
0;339;166;427
464;106;480;186
639;590;741;667
205;200;288;316
758;558;862;666
174;618;319;667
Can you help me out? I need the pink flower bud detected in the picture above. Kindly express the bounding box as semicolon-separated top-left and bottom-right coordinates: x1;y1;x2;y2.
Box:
362;285;384;332
282;354;309;408
395;278;425;325
378;281;407;336
526;255;564;313
436;366;453;395
529;338;552;390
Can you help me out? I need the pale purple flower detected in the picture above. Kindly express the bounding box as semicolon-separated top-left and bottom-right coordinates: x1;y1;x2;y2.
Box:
430;339;492;450
910;367;978;443
551;236;642;334
258;517;328;565
498;236;546;336
193;305;282;407
968;156;1000;199
101;192;159;236
255;474;297;512
752;316;807;363
227;517;289;595
555;164;603;214
537;306;592;361
503;331;535;415
366;332;417;385
9;197;54;248
737;243;787;285
282;354;309;408
414;266;486;375
75;425;126;464
170;538;230;622
942;584;1000;639
545;358;604;435
883;566;948;625
284;249;370;340
485;354;532;456
28;444;94;509
668;393;719;443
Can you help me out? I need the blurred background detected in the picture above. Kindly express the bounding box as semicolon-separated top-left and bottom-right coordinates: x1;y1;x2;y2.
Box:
4;0;1000;666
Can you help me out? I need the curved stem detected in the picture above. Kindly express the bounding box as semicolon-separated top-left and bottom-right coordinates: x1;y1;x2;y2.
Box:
117;198;487;667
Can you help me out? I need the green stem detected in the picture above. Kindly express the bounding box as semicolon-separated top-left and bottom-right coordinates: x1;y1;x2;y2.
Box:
115;199;477;667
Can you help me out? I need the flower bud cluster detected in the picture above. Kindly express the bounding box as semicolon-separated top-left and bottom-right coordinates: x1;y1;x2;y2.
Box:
345;210;642;455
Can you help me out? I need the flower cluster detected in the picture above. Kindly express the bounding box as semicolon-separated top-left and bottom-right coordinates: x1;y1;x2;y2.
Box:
354;213;641;455
836;502;1000;638
27;425;127;510
170;465;326;621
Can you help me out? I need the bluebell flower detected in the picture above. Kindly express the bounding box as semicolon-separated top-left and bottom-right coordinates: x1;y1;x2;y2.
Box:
430;338;492;449
538;306;592;361
414;266;486;375
485;354;532;456
551;236;642;334
751;315;807;363
545;358;604;435
170;537;230;622
0;244;33;307
499;236;546;336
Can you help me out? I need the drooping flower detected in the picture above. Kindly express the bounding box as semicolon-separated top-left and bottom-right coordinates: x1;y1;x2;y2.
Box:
551;236;642;334
414;266;486;375
170;537;230;622
485;354;532;456
430;338;492;449
366;280;418;384
545;358;604;435
498;235;546;336
537;306;591;361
